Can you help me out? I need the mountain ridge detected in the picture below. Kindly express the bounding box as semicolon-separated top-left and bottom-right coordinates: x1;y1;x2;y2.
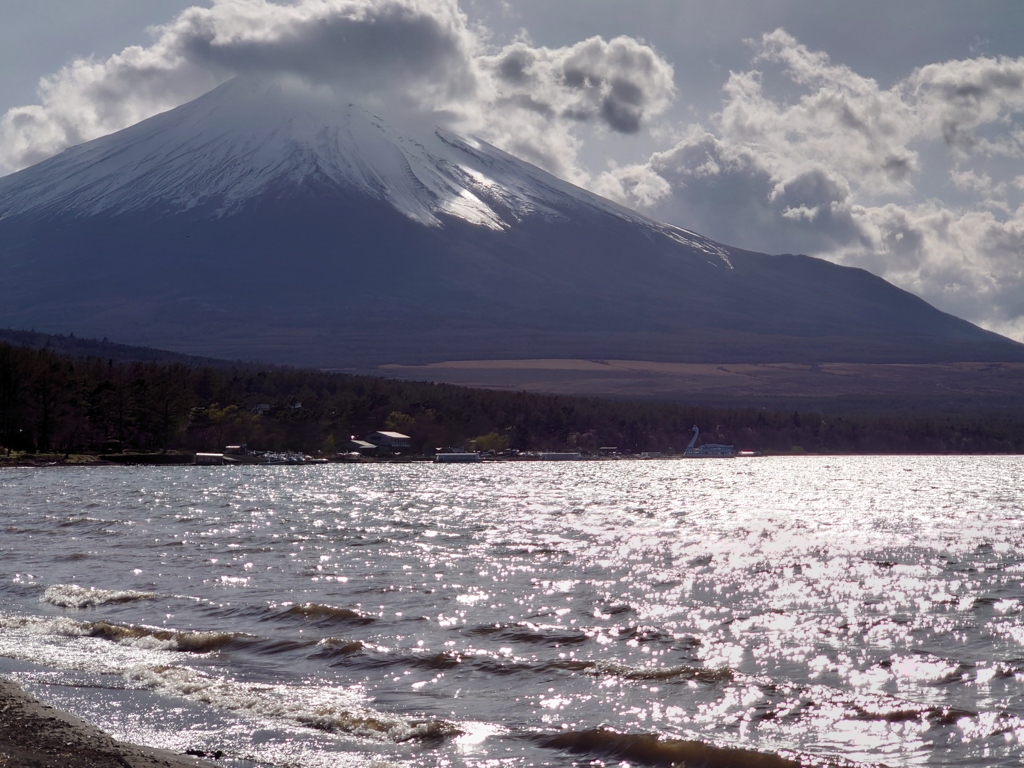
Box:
0;76;730;262
0;77;1019;368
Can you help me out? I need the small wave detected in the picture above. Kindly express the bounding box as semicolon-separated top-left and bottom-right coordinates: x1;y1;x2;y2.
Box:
582;659;733;684
196;602;269;622
0;610;461;747
341;649;464;673
2;611;244;654
491;545;564;557
0;614;180;676
850;701;977;726
57;516;104;528
0;613;90;637
407;651;463;671
310;639;467;673
402;652;733;687
56;553;92;562
596;602;634;616
536;728;802;768
84;621;244;653
269;602;376;625
616;624;675;643
526;658;731;685
312;638;366;659
245;637;317;656
125;665;461;744
42;584;158;609
465;622;589;646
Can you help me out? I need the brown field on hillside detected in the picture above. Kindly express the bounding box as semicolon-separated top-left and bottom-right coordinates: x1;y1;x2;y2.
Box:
377;359;1024;409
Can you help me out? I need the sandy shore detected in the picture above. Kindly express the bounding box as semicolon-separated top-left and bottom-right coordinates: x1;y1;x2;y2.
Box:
0;678;222;768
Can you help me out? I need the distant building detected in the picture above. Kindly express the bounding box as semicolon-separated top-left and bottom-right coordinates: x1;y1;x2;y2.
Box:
365;431;411;453
254;404;271;415
347;439;378;456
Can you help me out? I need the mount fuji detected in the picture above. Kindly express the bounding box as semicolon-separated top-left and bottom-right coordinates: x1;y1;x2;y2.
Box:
0;77;1019;367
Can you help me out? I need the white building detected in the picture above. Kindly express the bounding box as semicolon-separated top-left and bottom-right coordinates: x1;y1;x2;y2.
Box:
365;431;412;452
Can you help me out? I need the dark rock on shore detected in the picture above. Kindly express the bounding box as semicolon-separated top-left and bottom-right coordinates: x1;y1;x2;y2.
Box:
0;678;220;768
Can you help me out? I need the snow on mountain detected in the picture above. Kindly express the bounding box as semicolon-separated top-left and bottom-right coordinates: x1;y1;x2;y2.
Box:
3;76;1017;368
0;77;732;264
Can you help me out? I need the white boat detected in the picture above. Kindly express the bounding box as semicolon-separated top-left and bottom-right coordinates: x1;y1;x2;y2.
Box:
683;426;735;458
434;451;481;463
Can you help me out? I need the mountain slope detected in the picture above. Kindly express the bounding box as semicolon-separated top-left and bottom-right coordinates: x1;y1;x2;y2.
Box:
0;77;1019;367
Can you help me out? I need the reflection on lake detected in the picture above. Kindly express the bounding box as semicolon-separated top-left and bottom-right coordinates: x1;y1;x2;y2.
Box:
1;456;1023;766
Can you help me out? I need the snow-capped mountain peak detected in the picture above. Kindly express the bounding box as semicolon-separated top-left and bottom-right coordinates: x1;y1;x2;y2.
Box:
0;77;732;263
0;77;1016;370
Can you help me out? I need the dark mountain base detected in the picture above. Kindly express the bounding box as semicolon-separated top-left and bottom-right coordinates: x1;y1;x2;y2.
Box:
3;333;1024;458
2;185;1021;368
375;358;1024;413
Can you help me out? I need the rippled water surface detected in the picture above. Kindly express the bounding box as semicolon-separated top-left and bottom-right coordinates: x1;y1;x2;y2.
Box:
2;457;1024;767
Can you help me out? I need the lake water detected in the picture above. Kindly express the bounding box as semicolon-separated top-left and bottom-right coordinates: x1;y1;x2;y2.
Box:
1;457;1023;767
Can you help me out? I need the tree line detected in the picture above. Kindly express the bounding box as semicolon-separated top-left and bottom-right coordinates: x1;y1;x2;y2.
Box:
2;342;1024;457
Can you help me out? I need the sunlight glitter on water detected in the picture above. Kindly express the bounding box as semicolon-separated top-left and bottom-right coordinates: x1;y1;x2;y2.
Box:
1;457;1024;766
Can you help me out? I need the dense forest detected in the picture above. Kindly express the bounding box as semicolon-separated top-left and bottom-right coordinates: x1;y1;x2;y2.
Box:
2;341;1024;458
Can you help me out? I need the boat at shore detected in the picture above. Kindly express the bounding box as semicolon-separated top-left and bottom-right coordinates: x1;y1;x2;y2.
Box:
434;450;482;463
683;426;736;458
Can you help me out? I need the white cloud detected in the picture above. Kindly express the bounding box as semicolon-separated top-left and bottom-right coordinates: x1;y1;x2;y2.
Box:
0;0;478;171
0;0;675;185
469;35;674;180
906;54;1024;156
601;29;1024;340
480;35;675;135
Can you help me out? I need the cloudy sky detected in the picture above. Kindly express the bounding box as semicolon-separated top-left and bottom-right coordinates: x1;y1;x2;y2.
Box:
3;0;1024;339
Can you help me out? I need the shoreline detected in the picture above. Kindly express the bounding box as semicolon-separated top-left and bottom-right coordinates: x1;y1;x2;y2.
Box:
2;450;1024;469
0;677;221;768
